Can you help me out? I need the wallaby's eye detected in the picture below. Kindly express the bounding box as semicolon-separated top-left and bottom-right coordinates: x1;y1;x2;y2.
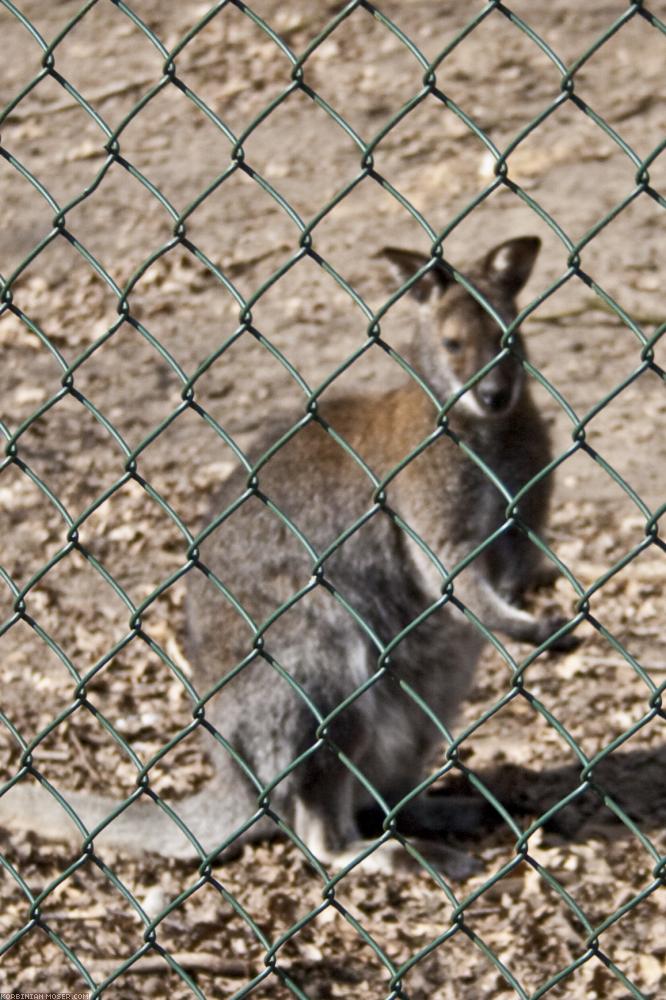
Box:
443;338;462;353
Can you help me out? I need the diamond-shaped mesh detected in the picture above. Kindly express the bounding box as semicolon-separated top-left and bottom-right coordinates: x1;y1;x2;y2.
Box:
0;1;664;997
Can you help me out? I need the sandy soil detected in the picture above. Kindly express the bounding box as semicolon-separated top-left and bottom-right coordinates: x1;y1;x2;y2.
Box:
0;1;664;997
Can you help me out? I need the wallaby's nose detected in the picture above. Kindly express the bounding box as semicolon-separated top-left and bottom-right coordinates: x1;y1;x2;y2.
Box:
477;383;512;412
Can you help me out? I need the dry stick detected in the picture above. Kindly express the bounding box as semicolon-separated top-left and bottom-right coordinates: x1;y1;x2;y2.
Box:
92;952;251;977
7;59;250;123
8;79;158;120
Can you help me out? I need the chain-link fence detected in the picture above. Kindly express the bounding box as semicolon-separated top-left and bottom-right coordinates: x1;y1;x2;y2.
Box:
0;1;664;997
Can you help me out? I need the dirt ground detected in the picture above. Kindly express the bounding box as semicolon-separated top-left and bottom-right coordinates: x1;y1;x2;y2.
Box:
0;1;664;997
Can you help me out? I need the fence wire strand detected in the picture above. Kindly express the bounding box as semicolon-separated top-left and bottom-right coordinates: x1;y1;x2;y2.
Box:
0;0;664;997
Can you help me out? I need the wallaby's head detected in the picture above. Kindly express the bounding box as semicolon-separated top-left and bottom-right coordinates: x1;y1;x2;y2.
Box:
384;236;541;419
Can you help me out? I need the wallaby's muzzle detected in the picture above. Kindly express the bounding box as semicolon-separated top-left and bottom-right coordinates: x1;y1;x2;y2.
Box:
474;359;523;415
476;381;514;413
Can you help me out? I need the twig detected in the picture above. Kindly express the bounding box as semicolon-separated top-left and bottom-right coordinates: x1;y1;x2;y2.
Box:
92;951;251;977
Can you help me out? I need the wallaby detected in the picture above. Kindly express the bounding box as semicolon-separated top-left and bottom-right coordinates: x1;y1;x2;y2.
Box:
0;236;572;878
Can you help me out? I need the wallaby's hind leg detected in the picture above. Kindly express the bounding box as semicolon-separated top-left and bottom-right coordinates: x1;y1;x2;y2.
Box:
351;791;492;878
286;715;484;879
290;747;490;881
293;796;483;880
292;780;360;865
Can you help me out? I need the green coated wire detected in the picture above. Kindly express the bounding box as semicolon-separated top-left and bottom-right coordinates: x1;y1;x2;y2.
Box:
0;0;663;996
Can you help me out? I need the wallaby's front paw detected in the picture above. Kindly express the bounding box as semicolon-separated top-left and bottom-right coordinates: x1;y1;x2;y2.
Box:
536;615;579;652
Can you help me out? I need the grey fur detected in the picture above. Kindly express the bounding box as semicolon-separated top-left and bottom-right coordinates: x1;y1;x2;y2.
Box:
0;237;571;876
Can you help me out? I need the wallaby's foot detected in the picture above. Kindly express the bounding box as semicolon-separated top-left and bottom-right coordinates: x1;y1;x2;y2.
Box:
397;793;495;838
319;837;482;880
533;614;580;652
411;839;483;880
357;793;495;841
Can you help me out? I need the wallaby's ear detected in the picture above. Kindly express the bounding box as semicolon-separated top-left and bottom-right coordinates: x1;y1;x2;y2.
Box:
483;236;541;296
382;247;453;303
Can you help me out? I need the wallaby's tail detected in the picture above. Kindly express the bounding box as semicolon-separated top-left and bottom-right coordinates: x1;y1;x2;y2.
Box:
0;776;276;861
